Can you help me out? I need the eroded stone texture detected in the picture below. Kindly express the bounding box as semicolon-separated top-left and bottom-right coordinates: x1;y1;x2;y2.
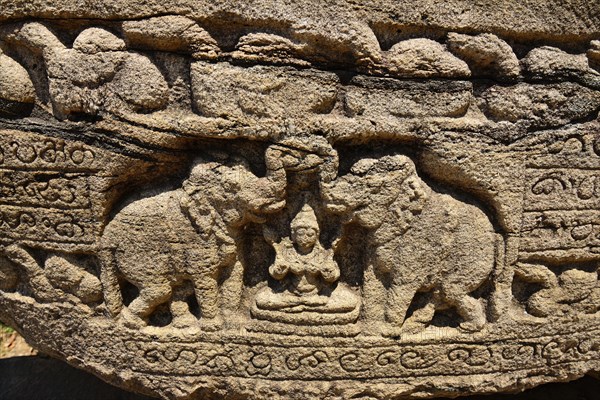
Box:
446;33;520;79
384;38;471;78
0;49;35;117
122;16;220;59
1;2;600;400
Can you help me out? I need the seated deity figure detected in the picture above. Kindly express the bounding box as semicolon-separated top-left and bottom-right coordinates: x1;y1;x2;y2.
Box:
252;203;360;325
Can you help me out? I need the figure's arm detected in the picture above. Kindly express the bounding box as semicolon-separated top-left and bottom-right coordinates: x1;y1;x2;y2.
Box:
267;237;291;280
264;146;287;196
318;147;339;184
269;260;289;280
331;226;343;251
320;251;340;283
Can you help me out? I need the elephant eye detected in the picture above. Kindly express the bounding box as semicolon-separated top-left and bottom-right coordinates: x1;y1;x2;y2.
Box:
223;180;238;192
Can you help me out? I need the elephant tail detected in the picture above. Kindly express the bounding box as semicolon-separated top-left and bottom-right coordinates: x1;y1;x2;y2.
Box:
98;247;123;318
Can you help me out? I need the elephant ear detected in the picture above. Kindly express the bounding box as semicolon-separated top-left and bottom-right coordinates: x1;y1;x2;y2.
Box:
387;174;429;235
180;192;215;240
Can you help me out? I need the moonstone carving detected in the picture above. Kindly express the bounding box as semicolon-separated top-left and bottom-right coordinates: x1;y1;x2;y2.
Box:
1;2;600;399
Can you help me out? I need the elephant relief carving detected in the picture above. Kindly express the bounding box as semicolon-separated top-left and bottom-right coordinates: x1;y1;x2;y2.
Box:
99;147;289;329
14;23;169;119
321;154;496;332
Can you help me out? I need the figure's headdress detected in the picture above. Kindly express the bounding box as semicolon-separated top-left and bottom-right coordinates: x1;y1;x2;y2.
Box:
290;203;320;232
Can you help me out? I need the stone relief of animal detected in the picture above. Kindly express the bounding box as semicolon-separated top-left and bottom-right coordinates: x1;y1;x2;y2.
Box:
0;245;103;304
14;22;169;119
99;148;289;328
321;154;496;332
515;263;600;317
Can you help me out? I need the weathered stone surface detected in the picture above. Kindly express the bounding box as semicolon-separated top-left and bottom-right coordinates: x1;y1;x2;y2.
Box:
590;40;600;66
522;46;600;89
232;33;310;67
3;354;600;400
479;82;600;128
344;79;472;118
0;50;35;104
12;23;169;118
0;48;35;117
190;62;339;120
447;32;521;79
122;16;220;59
0;2;600;400
1;0;600;43
385;38;470;78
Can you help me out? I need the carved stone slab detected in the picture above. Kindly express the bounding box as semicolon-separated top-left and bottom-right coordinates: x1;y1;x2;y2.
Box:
1;1;600;399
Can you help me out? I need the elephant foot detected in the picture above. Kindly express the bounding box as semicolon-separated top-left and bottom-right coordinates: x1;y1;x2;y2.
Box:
379;323;404;339
171;313;198;329
170;299;197;329
526;293;556;318
31;275;64;302
402;300;436;334
120;308;146;329
458;320;485;333
401;320;427;335
199;316;223;332
454;295;486;333
384;308;406;326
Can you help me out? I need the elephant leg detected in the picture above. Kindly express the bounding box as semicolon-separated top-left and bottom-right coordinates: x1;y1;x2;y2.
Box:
170;284;197;328
194;272;220;321
219;261;244;313
402;293;436;334
385;281;420;327
527;288;557;318
402;301;435;334
442;283;486;332
125;281;172;328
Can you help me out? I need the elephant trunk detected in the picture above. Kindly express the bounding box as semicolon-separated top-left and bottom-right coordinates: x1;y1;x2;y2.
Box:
98;248;123;317
320;179;355;215
258;148;288;211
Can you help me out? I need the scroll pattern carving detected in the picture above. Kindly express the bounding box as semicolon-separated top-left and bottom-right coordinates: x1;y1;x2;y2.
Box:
520;134;600;255
116;328;600;379
0;134;100;245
